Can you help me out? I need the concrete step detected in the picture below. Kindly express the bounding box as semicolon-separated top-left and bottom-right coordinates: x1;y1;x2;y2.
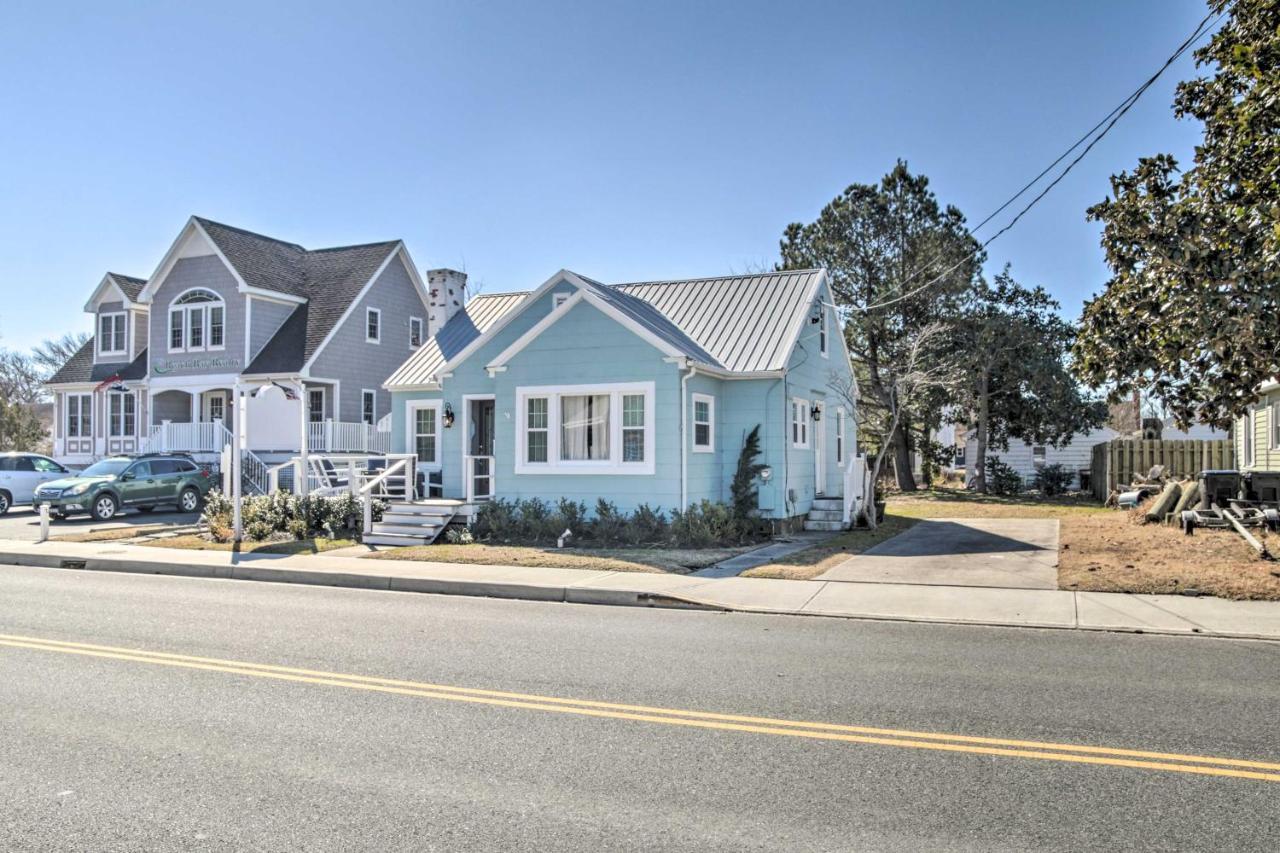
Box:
803;520;846;532
382;511;452;525
372;522;444;537
362;532;435;547
385;504;457;518
810;497;843;510
806;509;843;522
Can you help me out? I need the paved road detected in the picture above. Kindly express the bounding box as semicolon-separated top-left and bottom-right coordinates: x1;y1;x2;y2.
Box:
1;564;1277;851
0;505;197;540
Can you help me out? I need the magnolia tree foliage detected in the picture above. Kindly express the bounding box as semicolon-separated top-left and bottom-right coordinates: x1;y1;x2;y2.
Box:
1075;0;1280;427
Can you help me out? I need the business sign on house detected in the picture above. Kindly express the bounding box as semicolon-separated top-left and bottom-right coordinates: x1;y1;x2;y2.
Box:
152;356;242;375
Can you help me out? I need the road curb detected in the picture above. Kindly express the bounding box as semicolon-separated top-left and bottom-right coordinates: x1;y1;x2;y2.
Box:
2;547;1276;641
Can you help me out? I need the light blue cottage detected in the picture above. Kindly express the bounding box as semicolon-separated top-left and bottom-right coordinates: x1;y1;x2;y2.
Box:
384;268;860;528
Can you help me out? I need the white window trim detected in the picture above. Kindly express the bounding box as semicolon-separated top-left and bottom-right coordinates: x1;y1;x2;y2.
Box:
409;316;424;349
1271;401;1280;451
167;288;226;354
107;390;137;437
98;312;127;358
406;400;443;469
836;406;845;464
366;308;382;344
66;392;92;438
361;389;377;425
515;381;656;476
819;310;829;359
791;397;810;449
691;392;715;453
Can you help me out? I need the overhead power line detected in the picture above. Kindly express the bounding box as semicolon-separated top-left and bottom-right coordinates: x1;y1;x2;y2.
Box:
855;9;1224;314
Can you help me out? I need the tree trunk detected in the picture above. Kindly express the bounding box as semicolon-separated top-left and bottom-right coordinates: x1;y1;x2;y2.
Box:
892;422;916;491
974;372;990;494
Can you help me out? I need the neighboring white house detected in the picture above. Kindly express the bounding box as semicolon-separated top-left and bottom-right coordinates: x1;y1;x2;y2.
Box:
957;418;1227;490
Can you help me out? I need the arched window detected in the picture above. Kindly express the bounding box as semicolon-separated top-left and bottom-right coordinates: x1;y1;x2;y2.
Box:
169;289;225;352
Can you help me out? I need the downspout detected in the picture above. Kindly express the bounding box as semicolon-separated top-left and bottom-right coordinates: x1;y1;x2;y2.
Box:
680;360;694;510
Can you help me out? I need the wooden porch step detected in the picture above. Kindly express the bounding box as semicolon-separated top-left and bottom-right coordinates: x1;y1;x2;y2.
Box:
363;532;435;547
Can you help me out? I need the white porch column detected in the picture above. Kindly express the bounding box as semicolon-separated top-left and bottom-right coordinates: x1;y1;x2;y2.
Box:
298;384;309;497
232;384;243;543
190;390;200;423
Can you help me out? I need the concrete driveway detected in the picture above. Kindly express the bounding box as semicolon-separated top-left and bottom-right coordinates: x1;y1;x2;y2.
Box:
0;506;199;541
818;518;1060;590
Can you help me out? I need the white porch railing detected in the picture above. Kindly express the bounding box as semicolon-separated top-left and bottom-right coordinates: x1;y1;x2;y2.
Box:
465;455;494;503
842;453;870;526
143;420;233;454
307;420;392;454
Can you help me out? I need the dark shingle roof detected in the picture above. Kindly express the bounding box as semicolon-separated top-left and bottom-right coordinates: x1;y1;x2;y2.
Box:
245;305;307;374
190;217;403;370
106;273;146;302
46;338;148;385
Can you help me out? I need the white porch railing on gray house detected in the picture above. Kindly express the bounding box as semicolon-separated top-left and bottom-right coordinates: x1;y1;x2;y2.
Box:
144;420;233;454
306;420;392;454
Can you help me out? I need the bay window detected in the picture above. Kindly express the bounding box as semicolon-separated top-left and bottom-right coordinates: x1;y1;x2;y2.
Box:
516;382;654;475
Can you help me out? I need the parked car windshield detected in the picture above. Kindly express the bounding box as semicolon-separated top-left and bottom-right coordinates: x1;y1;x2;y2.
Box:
79;459;131;478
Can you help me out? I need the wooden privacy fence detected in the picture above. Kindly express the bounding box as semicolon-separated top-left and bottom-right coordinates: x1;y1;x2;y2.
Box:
1089;439;1235;501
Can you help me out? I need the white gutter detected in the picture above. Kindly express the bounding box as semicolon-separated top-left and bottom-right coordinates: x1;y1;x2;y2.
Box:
678;359;695;510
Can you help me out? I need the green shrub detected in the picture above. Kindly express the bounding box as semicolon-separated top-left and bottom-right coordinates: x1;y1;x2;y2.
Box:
589;499;628;545
625;503;669;546
200;489;385;543
671;500;739;548
1033;463;1072;497
730;425;767;527
985;456;1023;495
444;527;474;545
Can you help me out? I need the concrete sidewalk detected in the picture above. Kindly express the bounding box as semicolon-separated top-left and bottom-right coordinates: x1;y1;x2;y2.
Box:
2;537;1279;641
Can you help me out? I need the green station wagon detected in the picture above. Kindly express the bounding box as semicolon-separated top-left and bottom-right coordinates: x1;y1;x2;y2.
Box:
34;454;215;521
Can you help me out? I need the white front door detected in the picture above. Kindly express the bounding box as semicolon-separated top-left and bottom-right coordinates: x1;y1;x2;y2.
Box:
813;401;827;495
204;392;226;423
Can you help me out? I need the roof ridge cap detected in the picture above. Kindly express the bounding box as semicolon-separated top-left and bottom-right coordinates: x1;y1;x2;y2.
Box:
611;268;820;288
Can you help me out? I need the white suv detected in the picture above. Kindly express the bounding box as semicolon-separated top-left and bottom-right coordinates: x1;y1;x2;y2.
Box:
0;453;71;515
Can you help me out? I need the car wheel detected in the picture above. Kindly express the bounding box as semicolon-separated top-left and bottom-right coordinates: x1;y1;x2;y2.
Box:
0;491;9;516
91;493;118;522
179;488;201;513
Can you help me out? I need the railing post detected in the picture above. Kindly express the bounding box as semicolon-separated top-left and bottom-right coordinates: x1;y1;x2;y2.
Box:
363;494;372;535
347;460;358;496
161;419;171;451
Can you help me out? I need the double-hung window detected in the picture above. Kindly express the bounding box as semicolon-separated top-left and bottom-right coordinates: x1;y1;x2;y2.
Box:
366;308;381;343
819;311;828;358
526;397;549;463
66;393;92;438
692;393;714;452
98;313;126;357
362;390;377;426
410;317;424;348
516;382;655;475
836;407;845;464
410;404;439;465
168;289;225;352
791;398;809;448
108;391;135;437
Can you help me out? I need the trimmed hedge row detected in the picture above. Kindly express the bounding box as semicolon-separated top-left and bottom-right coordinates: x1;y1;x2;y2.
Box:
472;497;758;548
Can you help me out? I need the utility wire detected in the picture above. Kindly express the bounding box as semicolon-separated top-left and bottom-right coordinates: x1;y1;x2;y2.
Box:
855;9;1223;313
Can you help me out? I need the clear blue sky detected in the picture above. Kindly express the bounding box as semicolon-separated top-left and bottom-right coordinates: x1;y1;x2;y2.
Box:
0;0;1211;352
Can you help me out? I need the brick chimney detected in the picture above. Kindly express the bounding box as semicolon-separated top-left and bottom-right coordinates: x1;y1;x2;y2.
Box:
426;269;467;338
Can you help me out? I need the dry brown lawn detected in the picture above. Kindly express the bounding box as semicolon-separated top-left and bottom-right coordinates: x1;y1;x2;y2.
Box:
1059;513;1280;600
366;542;755;574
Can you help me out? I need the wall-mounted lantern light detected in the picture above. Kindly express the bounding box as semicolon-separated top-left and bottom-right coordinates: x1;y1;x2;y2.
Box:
810;405;822;422
443;403;455;428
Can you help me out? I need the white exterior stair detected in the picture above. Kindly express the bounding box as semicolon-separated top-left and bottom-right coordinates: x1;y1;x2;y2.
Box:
363;501;461;547
803;497;847;532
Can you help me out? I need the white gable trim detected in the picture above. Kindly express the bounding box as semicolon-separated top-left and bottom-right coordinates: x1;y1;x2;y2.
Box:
484;288;686;372
300;242;408;373
82;274;135;313
419;269;585;385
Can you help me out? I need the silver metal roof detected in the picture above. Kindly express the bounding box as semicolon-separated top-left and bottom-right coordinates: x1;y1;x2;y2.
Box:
384;291;529;387
385;268;825;387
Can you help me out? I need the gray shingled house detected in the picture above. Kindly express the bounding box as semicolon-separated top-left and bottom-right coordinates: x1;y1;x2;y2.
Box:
45;216;465;490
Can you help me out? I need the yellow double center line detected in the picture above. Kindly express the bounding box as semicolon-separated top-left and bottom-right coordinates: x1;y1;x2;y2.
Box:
3;632;1278;783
